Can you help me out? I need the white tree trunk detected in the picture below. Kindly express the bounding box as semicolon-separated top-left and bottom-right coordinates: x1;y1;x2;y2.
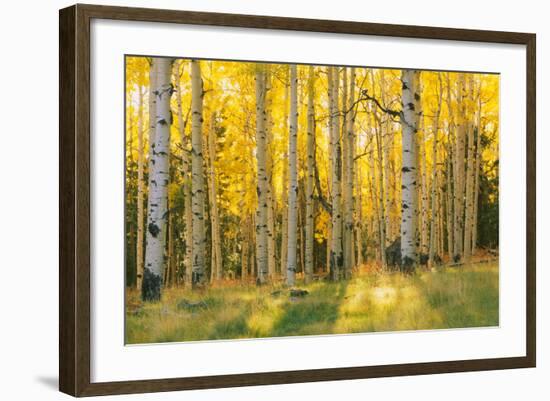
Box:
453;74;466;261
428;76;443;267
255;64;269;284
264;69;276;280
175;61;193;288
471;93;482;254
355;161;363;267
305;66;315;284
400;69;419;271
143;57;173;300
286;64;299;286
343;68;355;278
329;67;343;280
190;59;206;287
208;113;223;281
136;85;145;290
463;77;475;262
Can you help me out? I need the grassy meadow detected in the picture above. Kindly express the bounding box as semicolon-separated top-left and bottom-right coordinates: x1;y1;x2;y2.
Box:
125;262;499;344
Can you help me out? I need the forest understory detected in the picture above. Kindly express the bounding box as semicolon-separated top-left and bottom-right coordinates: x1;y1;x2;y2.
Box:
126;259;498;344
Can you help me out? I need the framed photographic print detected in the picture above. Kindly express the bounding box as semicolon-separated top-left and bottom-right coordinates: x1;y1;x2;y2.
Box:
59;3;536;397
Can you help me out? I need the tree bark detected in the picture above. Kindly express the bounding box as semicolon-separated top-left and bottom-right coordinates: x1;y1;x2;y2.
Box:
399;69;420;271
428;75;443;267
452;74;466;262
136;85;145;290
190;59;206;287
463;76;476;262
286;64;299;286
329;67;343;280
208;113;223;281
255;64;269;284
355;161;363;267
265;69;276;280
304;65;315;284
471;91;483;254
175;61;193;288
343;68;355;278
279;66;289;280
143;57;173;301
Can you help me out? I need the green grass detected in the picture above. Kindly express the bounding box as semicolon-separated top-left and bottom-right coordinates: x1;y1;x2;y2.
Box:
125;262;499;344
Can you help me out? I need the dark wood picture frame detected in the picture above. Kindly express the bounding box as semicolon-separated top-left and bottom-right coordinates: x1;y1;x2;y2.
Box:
59;3;536;397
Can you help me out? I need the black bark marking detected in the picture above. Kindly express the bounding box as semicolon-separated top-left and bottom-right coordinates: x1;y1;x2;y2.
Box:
141;268;161;302
148;223;160;238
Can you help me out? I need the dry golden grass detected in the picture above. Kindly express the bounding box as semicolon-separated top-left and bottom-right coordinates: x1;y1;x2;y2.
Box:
125;262;498;344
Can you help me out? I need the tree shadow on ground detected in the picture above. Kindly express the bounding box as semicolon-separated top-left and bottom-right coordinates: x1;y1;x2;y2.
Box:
270;280;349;337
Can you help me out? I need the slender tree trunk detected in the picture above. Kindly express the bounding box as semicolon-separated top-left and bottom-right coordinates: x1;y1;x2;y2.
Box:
304;66;315;284
400;69;420;271
445;140;454;257
419;107;429;257
286;64;299;286
136;85;145;290
452;74;466;262
367;132;382;265
208;113;223;281
381;71;394;243
264;70;276;280
472;92;482;254
255;64;269;284
167;208;176;286
343;68;355;278
463;77;475;262
369;71;388;269
329;67;343;281
175;61;193;288
143;57;173;301
355;162;363;267
279;67;289;280
428;76;443;267
190;59;206;287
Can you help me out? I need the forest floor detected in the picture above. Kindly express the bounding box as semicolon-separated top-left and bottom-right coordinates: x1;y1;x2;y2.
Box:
125;261;499;344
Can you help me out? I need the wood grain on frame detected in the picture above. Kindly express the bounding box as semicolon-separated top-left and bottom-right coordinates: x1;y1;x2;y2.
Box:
59;3;536;396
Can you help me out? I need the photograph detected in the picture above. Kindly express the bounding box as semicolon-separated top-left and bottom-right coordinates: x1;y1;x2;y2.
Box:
124;56;500;345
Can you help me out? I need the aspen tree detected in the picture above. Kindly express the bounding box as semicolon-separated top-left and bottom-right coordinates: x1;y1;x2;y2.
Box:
304;65;315;284
208;113;223;281
445;140;454;256
329;66;343;280
190;59;206;287
279;66;289;279
355;162;363;267
381;71;394;243
417;78;429;257
265;69;276;279
136;85;145;290
463;76;476;262
428;75;443;267
471;90;483;254
255;64;269;284
175;61;193;287
143;57;173;301
142;59;157;291
400;69;420;271
343;68;355;278
453;74;467;262
370;70;387;269
286;64;299;286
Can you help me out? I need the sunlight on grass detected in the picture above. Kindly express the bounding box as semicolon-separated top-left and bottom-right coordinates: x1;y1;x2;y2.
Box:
126;262;499;344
